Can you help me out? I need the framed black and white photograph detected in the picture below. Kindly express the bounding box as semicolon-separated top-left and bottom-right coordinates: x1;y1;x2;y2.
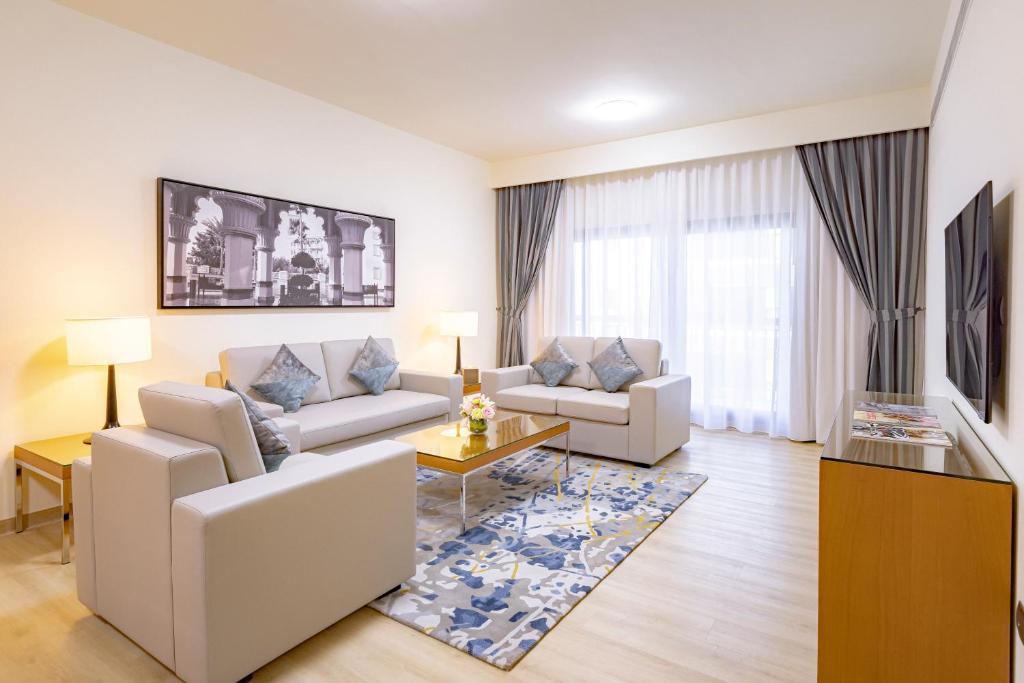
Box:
158;178;395;308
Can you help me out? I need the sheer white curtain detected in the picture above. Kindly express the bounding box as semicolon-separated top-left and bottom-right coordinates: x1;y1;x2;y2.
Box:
525;147;869;441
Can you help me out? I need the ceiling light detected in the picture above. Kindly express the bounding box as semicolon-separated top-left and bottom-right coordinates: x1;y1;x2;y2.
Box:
593;99;639;120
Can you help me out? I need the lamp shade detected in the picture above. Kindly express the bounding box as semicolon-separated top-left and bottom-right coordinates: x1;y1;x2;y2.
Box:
439;310;478;338
66;317;152;366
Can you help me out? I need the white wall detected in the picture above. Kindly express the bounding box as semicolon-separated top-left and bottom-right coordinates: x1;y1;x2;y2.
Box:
924;0;1024;677
489;87;931;188
0;1;495;519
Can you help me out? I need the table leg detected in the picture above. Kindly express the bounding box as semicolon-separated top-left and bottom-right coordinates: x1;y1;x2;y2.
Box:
15;462;25;533
565;431;571;478
460;474;467;535
61;481;72;565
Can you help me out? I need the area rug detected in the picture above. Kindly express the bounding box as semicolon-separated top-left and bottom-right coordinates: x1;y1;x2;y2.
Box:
370;447;707;669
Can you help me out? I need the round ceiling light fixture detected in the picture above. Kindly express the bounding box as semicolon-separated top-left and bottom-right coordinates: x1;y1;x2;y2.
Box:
593;99;639;121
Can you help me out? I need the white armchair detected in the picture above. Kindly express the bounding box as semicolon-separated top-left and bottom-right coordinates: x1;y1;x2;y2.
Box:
482;337;691;466
73;381;416;683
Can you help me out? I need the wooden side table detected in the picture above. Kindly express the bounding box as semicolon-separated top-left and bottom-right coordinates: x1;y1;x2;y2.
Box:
463;382;481;396
14;433;90;564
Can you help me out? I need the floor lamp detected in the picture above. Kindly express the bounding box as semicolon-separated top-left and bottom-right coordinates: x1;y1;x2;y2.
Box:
66;317;152;444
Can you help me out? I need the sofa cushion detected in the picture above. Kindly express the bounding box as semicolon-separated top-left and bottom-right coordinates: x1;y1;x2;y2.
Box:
138;381;265;482
557;390;631;425
588;337;643;392
220;342;331;406
249;344;322;413
289;390;450;450
532;336;594;388
322;338;401;399
493;384;586;415
225;380;292;472
529;338;578;387
349;336;399;396
590;338;661;390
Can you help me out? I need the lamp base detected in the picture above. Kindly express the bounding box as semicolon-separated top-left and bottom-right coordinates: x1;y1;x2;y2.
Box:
84;365;120;445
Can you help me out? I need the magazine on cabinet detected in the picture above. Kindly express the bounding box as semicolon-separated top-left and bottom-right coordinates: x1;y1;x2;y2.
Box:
850;401;953;448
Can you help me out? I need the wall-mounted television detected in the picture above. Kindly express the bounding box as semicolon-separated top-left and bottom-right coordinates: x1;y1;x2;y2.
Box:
944;181;997;422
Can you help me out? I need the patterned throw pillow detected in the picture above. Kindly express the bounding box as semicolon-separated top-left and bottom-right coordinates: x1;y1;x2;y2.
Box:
530;338;579;387
225;380;291;472
349;336;399;396
588;337;643;392
250;344;321;413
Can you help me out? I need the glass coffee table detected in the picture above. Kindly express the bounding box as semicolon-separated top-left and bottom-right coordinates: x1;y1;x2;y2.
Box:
396;410;571;533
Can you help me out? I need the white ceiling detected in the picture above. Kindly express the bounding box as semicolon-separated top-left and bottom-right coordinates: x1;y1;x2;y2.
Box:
57;0;949;161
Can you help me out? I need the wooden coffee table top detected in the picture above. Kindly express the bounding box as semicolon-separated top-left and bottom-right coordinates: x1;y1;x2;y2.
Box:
397;410;569;475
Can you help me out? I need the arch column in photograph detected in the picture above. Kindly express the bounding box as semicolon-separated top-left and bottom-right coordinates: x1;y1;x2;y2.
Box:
164;183;204;303
211;190;265;305
380;220;395;304
336;212;372;305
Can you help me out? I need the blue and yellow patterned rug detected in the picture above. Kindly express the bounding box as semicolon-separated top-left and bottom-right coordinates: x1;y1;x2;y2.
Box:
370;448;707;669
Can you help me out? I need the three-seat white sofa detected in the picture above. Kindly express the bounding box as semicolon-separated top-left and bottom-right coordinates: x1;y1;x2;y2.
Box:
205;337;462;454
73;381;417;683
482;336;691;466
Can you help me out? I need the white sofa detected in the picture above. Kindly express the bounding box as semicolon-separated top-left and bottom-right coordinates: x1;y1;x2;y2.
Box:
482;337;691;466
205;338;461;455
73;381;417;683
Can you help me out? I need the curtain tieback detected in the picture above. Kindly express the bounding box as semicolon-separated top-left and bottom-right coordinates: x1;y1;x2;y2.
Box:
951;308;982;325
873;306;922;323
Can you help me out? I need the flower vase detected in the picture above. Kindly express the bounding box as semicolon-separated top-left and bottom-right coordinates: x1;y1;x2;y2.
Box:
469;417;488;434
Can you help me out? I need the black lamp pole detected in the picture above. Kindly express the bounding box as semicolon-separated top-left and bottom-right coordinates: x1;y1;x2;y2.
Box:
84;364;120;445
454;336;463;375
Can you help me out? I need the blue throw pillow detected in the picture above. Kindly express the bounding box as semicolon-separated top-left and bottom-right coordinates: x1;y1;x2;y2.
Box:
530;338;578;387
250;344;321;413
225;380;291;472
349;336;399;395
588;337;643;392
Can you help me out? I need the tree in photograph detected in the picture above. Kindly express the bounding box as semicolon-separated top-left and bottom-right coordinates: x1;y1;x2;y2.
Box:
187;225;223;268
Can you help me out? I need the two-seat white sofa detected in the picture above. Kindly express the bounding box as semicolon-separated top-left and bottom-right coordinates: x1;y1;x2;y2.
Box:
73;381;417;683
205;338;461;454
482;336;691;466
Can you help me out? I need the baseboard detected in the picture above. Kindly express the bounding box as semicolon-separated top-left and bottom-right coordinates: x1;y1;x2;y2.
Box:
0;505;61;536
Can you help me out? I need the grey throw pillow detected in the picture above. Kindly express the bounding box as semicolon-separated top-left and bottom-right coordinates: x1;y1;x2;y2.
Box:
225;380;291;473
588;337;643;392
349;336;399;396
250;344;321;413
530;338;578;387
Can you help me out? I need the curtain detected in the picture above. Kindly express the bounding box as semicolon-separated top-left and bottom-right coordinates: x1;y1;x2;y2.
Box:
496;180;564;366
526;147;869;441
796;129;928;394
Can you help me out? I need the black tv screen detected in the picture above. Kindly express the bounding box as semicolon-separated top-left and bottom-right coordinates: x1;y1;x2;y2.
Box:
945;181;995;422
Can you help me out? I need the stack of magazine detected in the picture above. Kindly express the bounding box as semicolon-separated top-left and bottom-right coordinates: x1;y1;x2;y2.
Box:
850;401;953;447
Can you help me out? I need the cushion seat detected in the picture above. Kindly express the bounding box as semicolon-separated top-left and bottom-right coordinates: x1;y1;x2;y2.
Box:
557;390;631;425
290;390;450;449
493;384;586;414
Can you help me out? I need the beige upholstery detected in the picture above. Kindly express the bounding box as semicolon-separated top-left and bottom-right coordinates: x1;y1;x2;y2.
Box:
557;390;630;425
398;369;462;420
73;382;417;683
288;390;450;450
531;336;595;388
273;417;301;454
482;336;690;465
321;338;400;399
139;381;265;482
493;384;587;414
590;337;662;390
219;342;331;406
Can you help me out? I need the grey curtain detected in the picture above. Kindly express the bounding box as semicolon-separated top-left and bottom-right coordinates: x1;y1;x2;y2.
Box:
796;128;928;394
496;180;565;366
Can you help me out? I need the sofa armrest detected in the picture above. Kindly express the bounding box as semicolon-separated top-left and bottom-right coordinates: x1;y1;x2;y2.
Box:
273;417;301;454
170;440;416;683
88;427;230;669
72;456;97;612
659;359;670;375
481;365;532;396
204;371;223;388
399;369;462;420
628;374;691;465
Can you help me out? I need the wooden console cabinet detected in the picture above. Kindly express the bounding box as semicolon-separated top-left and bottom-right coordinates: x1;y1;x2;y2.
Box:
819;391;1013;682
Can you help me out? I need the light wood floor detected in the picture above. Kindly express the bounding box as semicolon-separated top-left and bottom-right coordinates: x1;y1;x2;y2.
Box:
0;428;821;682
